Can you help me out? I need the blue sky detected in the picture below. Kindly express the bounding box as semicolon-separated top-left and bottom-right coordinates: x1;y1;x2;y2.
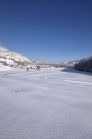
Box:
0;0;92;63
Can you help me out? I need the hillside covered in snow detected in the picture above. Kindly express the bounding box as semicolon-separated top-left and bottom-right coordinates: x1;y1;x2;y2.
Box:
0;46;32;68
0;46;53;70
74;56;92;72
0;63;10;71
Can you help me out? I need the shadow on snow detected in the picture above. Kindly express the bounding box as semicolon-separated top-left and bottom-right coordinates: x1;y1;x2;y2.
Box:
60;68;92;76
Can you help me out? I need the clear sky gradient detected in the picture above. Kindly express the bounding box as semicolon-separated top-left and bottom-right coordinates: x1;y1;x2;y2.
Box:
0;0;92;63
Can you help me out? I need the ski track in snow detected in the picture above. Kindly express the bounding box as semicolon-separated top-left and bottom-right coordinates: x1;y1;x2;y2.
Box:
0;68;92;139
64;80;92;85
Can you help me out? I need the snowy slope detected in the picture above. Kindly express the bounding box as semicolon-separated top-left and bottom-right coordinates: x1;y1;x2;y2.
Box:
0;63;10;70
0;46;31;63
0;58;14;65
0;46;44;69
0;68;92;139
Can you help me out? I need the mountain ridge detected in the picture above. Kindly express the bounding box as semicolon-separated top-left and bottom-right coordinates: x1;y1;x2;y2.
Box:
0;46;34;69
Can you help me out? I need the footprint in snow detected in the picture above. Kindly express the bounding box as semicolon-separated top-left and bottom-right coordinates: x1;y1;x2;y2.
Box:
40;84;45;89
11;89;22;92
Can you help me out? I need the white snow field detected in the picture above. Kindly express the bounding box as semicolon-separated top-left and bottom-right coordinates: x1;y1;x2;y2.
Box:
0;68;92;139
0;63;10;71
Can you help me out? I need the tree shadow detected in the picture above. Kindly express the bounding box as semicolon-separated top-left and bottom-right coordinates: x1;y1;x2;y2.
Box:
60;68;92;76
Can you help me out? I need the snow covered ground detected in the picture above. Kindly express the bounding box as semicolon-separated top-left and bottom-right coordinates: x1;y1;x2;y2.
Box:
0;68;92;139
0;63;10;71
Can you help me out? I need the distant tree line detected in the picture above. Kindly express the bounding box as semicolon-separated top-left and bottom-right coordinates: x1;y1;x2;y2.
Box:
74;56;92;72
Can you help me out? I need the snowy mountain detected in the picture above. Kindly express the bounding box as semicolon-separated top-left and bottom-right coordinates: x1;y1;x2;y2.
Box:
0;46;32;69
67;60;81;67
57;60;81;68
0;46;31;63
0;46;53;70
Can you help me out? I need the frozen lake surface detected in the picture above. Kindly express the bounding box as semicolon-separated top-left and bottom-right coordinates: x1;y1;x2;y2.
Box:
0;68;92;139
